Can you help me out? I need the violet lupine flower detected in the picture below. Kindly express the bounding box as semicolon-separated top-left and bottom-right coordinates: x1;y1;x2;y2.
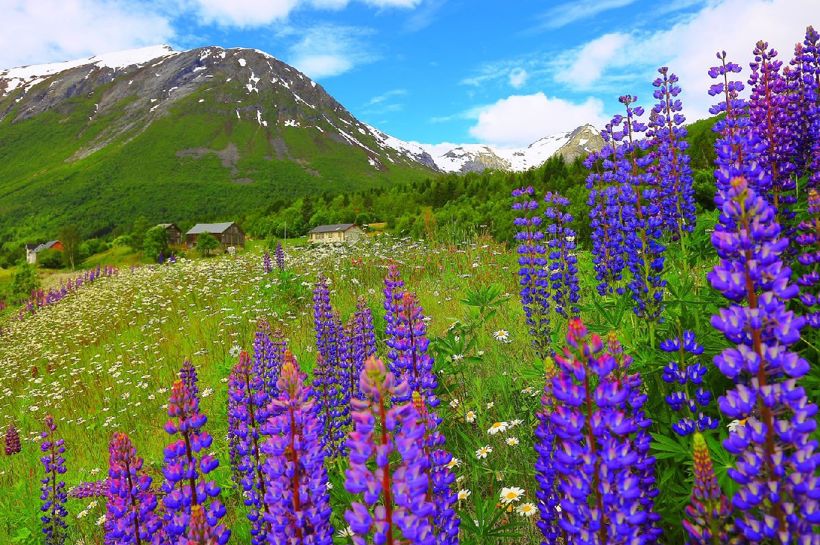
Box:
412;392;459;545
227;351;272;545
796;189;820;328
585;146;627;296
347;298;377;400
69;480;108;499
802;26;820;189
261;350;334;544
784;42;814;179
161;379;230;544
748;41;796;228
384;263;406;373
181;505;219;545
4;422;20;455
615;95;666;322
660;331;719;436
344;357;435;545
708;52;767;213
549;319;658;544
40;415;67;545
275;241;286;271
313;275;338;366
106;432;163;544
253;319;285;399
180;360;199;400
389;292;438;408
543;192;579;318
262;250;272;274
682;433;735;545
512;186;552;357
649;67;696;239
312;351;347;458
708;177;820;542
535;365;561;545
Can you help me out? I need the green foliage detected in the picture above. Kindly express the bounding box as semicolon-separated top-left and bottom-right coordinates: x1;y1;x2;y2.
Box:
58;225;80;270
130;216;151;251
35;249;63;269
196;233;219;256
143;226;169;262
11;264;39;301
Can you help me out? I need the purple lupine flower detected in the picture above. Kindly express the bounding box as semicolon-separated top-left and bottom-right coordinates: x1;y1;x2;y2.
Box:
227;351;272;545
180;360;199;401
312;351;347;458
40;415;67;545
181;505;219;545
614;95;667;322
649;66;696;239
585;146;627;296
4;422;20;455
313;275;337;366
660;331;719;436
344;357;435;545
347;298;377;400
748;41;797;228
261;349;334;544
412;392;459;545
796;189;820;328
543;192;579;318
262;250;272;274
549;319;658;544
512;186;552;357
708;51;767;213
389;292;438;408
535;365;561;545
708;177;820;542
105;432;163;545
682;433;735;545
802;26;820;189
384;263;406;373
69;480;108;499
784;42;814;179
274;241;286;271
252;319;285;399
161;379;229;544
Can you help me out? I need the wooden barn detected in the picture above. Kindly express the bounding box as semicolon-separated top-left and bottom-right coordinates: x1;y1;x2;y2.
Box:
308;224;364;244
186;222;245;248
26;240;64;264
156;223;183;246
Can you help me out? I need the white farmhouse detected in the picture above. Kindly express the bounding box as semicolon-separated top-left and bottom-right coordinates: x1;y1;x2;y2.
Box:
308;224;364;244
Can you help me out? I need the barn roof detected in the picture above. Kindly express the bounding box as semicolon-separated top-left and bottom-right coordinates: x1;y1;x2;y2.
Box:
32;240;60;253
157;223;180;230
309;223;357;234
186;222;236;235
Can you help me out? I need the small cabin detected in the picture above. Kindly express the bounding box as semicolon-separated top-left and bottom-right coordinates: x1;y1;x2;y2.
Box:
156;223;183;246
308;224;364;244
26;240;64;264
186;222;245;248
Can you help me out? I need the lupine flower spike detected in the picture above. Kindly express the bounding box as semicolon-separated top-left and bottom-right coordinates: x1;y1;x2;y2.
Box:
344;357;435;545
162;379;230;544
40;415;67;545
275;241;286;271
4;422;20;455
261;350;334;544
682;433;735;545
227;351;272;545
709;177;819;541
106;432;163;544
180;359;199;400
543;192;579;318
262;250;272;274
660;331;718;436
535;359;561;545
389;292;438;407
795;189;820;328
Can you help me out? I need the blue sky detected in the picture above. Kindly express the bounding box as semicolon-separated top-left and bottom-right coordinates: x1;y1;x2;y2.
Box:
2;0;819;146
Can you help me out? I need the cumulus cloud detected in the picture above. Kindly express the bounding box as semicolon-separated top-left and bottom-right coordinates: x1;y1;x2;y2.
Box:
554;0;820;118
287;25;378;79
468;92;607;147
508;68;528;89
0;0;174;69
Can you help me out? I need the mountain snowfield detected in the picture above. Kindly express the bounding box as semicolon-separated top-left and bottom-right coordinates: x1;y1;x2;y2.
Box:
0;44;600;174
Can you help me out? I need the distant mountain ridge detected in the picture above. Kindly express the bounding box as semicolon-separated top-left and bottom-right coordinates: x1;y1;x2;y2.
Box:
0;45;600;243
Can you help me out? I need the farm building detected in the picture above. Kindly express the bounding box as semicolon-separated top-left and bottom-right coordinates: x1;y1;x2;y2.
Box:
186;222;245;248
25;240;64;264
308;224;364;244
156;223;183;246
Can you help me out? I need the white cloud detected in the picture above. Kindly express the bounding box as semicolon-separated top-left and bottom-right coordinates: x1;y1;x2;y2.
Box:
0;0;174;69
555;33;630;88
554;0;820;119
508;68;528;89
536;0;637;29
468;92;607;147
366;88;407;106
190;0;420;27
287;25;378;79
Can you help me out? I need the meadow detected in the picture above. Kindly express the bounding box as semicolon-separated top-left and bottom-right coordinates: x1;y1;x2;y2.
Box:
2;25;820;545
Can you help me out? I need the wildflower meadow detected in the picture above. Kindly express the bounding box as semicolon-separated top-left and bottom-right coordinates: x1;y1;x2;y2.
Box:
2;26;820;545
